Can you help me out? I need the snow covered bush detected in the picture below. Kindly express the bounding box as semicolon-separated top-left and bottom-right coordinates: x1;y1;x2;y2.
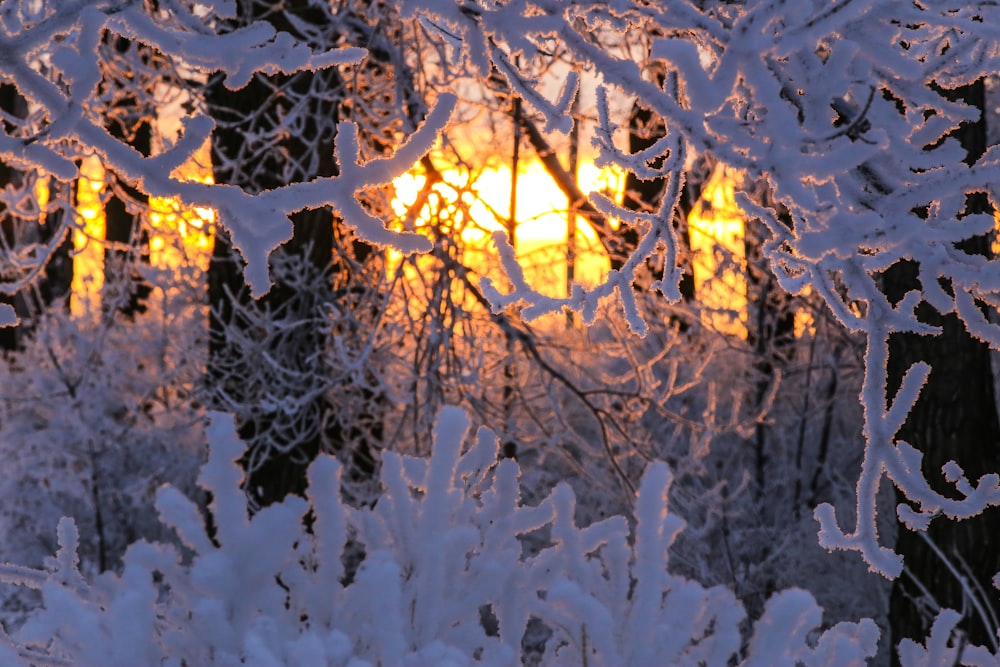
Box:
0;407;881;666
896;610;1000;667
0;274;206;626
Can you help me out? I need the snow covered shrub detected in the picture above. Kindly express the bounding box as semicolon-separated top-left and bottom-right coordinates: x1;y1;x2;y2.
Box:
896;610;1000;667
1;407;879;666
0;277;206;626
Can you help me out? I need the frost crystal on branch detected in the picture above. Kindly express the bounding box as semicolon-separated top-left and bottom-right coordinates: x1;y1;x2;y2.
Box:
0;2;455;298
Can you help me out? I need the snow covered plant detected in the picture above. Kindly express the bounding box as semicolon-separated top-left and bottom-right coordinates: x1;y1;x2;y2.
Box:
0;278;206;626
5;0;1000;661
0;406;882;667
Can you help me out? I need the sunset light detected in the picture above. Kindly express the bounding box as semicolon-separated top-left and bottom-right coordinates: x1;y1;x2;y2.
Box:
71;152;753;331
687;165;747;337
71;155;107;315
71;143;216;315
11;6;994;661
147;140;215;270
390;160;619;297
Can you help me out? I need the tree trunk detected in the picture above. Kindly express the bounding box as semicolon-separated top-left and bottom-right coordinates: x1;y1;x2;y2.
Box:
743;212;796;499
0;85;72;350
886;78;1000;659
0;83;31;351
99;33;156;319
103;117;152;319
38;178;73;312
204;0;379;508
206;75;336;508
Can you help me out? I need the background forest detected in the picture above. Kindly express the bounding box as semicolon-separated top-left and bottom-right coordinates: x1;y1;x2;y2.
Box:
0;2;998;666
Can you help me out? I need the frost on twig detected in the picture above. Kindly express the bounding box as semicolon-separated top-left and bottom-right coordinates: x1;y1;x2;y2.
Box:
897;609;999;667
814;310;1000;578
0;304;17;328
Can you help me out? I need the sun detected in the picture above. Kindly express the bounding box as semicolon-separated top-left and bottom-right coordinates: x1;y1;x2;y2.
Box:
390;160;617;298
69;139;755;338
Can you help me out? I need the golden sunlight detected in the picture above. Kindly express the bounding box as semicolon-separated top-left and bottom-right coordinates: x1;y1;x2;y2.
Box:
147;140;215;271
71;155;107;315
391;161;618;298
70;144;752;339
71;141;215;315
393;158;755;337
687;165;748;338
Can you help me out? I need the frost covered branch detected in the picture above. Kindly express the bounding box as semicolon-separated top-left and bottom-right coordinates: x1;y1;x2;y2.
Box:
0;1;454;300
408;0;1000;578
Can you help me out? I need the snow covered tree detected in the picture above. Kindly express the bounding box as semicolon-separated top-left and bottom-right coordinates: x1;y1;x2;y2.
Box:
0;260;207;627
883;78;1000;656
202;0;358;507
3;1;1000;664
1;406;886;666
0;83;71;350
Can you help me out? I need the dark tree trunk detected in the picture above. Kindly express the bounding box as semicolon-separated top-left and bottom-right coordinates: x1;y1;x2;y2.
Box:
743;212;796;498
206;72;337;507
0;85;72;350
204;0;380;508
100;33;156;319
103;117;152;318
886;78;1000;659
0;83;30;351
37;178;74;313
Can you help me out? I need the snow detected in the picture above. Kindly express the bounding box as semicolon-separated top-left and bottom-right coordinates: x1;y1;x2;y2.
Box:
0;304;18;328
0;407;884;665
1;0;1000;663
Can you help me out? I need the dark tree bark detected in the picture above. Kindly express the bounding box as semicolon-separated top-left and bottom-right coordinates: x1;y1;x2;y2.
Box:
886;79;1000;659
37;179;73;312
100;34;157;319
0;83;31;351
205;0;380;508
743;210;796;499
103;116;152;319
0;85;72;350
206;73;335;507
